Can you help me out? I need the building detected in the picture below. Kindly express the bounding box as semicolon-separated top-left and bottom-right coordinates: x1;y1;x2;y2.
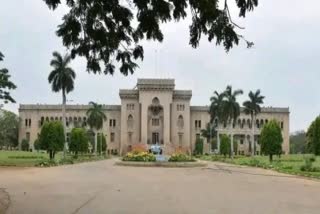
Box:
18;79;290;155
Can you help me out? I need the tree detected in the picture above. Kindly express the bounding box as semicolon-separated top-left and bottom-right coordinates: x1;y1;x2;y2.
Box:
86;102;107;155
34;138;41;152
243;89;265;156
307;117;320;156
260;120;283;162
220;134;231;158
97;133;107;155
48;51;76;157
69;128;89;156
201;123;216;143
194;138;204;155
0;110;19;149
43;0;258;74
290;131;306;154
21;139;29;151
222;85;243;158
39;121;65;159
0;52;16;103
209;91;226;153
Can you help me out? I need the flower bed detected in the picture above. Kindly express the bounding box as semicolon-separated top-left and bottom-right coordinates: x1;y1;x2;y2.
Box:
168;153;195;162
122;151;156;162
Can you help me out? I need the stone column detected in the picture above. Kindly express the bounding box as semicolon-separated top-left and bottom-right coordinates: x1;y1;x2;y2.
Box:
140;103;148;144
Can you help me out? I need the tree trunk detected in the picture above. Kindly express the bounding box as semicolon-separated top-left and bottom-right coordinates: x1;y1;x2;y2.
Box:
217;131;220;154
62;89;67;158
252;114;255;156
94;131;97;156
230;119;234;159
269;154;273;162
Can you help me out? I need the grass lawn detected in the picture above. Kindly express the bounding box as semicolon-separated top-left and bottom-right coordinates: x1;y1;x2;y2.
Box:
200;154;320;179
0;151;108;167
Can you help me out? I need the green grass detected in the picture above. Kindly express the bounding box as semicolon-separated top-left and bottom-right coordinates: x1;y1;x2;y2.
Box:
0;151;108;167
199;154;320;179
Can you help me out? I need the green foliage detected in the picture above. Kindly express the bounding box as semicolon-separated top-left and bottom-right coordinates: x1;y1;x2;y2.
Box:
300;155;320;172
243;90;265;118
0;110;19;148
200;123;216;142
43;0;258;74
48;51;76;94
34;138;41;151
123;151;156;162
169;153;195;162
86;102;107;130
307;117;320;156
220;134;231;157
290;131;306;154
260;120;283;162
0;52;16;103
194;138;204;155
97;133;107;155
21;139;29;151
69;128;89;155
39;121;65;159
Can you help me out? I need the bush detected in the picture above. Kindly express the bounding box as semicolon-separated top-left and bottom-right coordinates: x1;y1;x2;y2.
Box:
122;151;156;162
220;134;231;157
39;121;65;159
194;138;204;155
260;120;283;162
69;128;89;156
36;159;58;167
21;139;29;151
34;138;41;151
168;153;195;162
300;155;319;172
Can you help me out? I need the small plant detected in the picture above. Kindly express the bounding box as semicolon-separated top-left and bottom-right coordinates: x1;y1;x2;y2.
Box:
123;151;156;162
300;155;317;172
21;139;29;151
168;153;195;162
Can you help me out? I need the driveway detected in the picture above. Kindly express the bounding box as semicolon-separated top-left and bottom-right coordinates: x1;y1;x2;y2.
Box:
1;159;320;214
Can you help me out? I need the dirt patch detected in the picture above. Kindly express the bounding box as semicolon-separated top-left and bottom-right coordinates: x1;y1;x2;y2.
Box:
0;188;10;214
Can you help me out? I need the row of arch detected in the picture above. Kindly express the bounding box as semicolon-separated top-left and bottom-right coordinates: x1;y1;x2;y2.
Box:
215;118;284;129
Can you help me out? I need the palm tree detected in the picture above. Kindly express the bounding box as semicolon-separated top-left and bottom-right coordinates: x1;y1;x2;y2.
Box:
201;123;216;151
86;102;107;155
48;51;76;157
209;91;225;153
243;90;265;156
222;86;243;158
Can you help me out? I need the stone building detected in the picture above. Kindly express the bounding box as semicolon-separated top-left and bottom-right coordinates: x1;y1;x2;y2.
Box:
19;79;290;155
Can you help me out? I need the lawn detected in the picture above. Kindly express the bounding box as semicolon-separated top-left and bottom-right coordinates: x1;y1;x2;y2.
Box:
0;151;108;167
200;154;320;179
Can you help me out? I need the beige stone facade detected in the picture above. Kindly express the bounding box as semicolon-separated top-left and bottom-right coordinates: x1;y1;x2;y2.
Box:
19;79;290;155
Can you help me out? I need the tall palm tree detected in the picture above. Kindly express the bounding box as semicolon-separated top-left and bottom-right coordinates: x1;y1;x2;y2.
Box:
48;51;76;157
222;86;243;158
243;90;265;156
209;91;225;153
86;102;107;155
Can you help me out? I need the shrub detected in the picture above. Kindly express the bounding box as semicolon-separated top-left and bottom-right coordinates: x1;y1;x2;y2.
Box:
220;134;231;157
36;159;58;167
97;133;107;154
300;155;318;172
34;138;41;151
194;138;204;155
39;121;65;159
168;153;195;162
21;139;29;151
260;120;283;162
69;128;89;156
123;151;156;162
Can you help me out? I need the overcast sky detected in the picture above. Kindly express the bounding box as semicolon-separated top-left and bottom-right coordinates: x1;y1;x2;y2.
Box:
1;0;320;132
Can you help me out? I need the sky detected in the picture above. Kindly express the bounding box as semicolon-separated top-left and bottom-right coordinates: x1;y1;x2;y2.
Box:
1;0;320;133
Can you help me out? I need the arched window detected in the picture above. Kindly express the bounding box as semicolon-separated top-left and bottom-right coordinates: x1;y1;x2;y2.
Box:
55;117;58;121
237;119;241;127
265;119;268;124
260;119;264;126
177;115;184;129
127;114;134;128
45;117;49;121
247;119;251;128
242;119;246;128
256;119;260;128
50;117;54;121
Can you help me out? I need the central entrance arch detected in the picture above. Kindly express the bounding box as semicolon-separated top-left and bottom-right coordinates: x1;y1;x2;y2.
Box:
147;97;164;145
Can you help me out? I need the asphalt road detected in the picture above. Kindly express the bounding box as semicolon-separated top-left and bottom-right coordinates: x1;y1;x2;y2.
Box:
1;159;320;214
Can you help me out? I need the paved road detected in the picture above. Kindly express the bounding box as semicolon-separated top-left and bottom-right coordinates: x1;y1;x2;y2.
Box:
1;159;320;214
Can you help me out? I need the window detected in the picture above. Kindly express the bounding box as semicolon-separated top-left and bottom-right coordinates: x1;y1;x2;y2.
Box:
127;103;134;110
127;115;134;128
128;132;132;143
195;120;202;128
29;119;31;127
281;122;284;129
152;118;160;126
110;133;115;142
177;115;184;129
25;119;28;127
177;104;185;111
26;132;30;141
66;132;70;143
109;119;116;127
240;139;244;145
40;117;44;126
179;133;183;146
